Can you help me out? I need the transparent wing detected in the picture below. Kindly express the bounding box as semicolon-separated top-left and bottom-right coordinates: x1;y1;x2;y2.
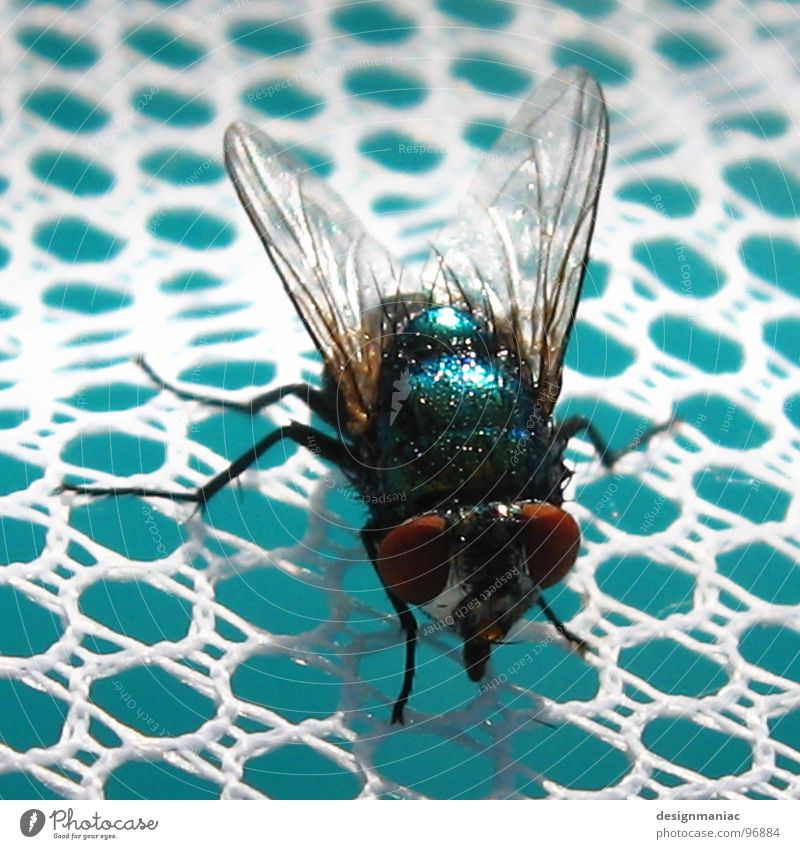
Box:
224;121;401;431
421;66;608;418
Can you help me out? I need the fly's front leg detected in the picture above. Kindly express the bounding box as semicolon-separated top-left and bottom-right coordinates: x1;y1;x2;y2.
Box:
363;528;419;724
135;356;336;422
60;423;353;507
386;592;418;725
538;596;588;656
556;415;674;468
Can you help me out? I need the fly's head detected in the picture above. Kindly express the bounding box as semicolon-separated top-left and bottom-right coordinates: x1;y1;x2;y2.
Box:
374;501;581;681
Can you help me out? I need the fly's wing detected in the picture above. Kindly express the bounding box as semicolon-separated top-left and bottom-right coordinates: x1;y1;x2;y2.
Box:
421;66;608;419
224;121;401;432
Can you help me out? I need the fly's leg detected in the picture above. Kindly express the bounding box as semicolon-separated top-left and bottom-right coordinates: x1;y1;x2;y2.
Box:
135;356;336;422
362;530;419;724
556;415;674;468
538;596;588;655
386;593;418;725
60;423;352;506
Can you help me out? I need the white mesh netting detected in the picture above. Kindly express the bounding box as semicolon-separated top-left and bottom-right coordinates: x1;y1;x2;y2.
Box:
0;0;799;799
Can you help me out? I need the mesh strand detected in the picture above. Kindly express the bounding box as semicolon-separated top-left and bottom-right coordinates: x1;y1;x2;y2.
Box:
0;0;799;799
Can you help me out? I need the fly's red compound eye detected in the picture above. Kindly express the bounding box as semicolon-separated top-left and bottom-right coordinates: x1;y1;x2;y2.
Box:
376;514;449;605
520;503;580;589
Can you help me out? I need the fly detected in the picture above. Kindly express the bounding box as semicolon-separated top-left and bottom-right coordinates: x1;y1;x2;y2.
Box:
62;67;666;723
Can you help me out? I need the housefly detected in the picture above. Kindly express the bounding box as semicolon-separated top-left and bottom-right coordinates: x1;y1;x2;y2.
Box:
63;67;647;723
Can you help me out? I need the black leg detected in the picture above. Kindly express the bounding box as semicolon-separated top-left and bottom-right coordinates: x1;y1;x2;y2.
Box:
538;595;587;653
60;423;353;506
556;415;673;468
362;528;419;724
136;356;336;422
387;591;418;725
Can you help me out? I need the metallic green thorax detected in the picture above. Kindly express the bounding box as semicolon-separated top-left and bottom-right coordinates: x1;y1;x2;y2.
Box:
370;306;552;517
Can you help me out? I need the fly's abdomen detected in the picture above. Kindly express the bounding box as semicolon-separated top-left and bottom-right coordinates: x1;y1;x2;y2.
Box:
374;306;541;506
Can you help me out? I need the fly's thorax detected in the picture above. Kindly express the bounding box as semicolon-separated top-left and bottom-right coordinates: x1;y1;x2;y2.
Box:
368;305;548;511
394;305;484;354
376;304;498;409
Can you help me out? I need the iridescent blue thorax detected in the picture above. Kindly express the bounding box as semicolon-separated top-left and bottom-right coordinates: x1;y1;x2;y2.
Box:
366;306;555;519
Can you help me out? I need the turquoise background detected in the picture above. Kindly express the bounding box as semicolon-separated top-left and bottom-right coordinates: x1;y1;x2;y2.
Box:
1;0;798;799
